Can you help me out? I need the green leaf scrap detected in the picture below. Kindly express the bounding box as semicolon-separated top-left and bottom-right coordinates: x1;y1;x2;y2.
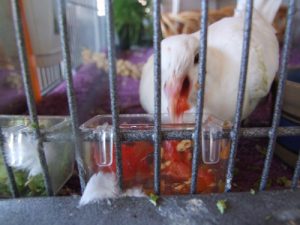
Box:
30;123;46;130
265;215;272;221
276;176;291;187
216;199;227;214
30;123;38;129
149;193;159;206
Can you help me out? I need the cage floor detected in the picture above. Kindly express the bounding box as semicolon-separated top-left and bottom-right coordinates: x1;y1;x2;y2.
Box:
0;190;299;225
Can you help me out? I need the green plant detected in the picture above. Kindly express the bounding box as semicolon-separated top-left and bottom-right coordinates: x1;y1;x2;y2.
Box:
113;0;151;48
0;156;46;197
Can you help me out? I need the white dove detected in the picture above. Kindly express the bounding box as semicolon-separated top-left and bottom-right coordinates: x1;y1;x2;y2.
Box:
139;0;282;123
79;0;282;205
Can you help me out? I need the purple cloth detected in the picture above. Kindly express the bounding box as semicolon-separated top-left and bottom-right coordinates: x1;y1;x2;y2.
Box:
35;63;110;123
35;48;152;123
0;69;26;114
288;47;300;67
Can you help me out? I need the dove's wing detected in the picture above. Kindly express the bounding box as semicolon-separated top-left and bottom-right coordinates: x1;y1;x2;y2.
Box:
201;2;280;121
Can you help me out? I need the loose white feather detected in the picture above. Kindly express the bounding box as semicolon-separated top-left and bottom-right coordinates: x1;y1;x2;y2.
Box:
5;133;43;177
79;172;146;206
122;187;146;197
79;172;120;206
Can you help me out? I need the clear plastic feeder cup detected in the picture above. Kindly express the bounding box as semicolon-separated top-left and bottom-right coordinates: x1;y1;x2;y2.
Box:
0;116;74;197
80;114;232;195
94;124;114;167
201;117;225;164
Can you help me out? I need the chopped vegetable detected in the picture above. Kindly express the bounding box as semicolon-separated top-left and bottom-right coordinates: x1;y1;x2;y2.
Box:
254;179;272;190
149;193;159;206
176;140;192;152
276;176;291;187
265;215;272;221
255;145;267;156
25;175;46;196
30;123;46;130
30;123;38;129
0;155;46;197
92;137;229;195
216;199;227;214
250;189;256;195
233;168;239;176
223;121;232;129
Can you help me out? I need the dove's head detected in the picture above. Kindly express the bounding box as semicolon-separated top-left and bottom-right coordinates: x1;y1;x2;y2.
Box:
161;34;199;122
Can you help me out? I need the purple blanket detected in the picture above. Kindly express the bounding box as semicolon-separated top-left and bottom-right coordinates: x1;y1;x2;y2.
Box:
0;68;26;115
35;48;153;123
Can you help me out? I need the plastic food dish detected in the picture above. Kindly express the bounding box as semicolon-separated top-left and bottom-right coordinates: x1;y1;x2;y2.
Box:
80;114;231;195
0;116;74;197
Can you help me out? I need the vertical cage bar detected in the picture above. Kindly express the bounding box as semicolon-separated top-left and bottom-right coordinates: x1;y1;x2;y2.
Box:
52;66;56;82
153;0;162;195
190;0;208;194
225;0;253;192
49;67;53;84
45;67;50;85
11;0;53;196
59;63;63;80
44;67;50;87
291;152;300;189
104;0;123;190
55;65;59;81
41;68;46;90
56;0;86;192
259;0;296;191
37;68;43;92
0;128;19;197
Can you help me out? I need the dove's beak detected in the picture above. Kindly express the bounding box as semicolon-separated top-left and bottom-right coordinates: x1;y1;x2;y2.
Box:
165;76;191;122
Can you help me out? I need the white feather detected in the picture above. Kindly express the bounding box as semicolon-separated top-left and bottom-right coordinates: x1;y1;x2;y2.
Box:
5;133;43;177
79;172;120;206
122;187;146;197
79;172;146;206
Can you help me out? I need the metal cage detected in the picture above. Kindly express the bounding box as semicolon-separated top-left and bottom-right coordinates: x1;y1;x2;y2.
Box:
1;0;299;202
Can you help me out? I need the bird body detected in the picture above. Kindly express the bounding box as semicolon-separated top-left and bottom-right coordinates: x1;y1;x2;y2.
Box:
139;0;282;122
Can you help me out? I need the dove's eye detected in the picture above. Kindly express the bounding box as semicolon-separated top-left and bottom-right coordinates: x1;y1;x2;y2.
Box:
194;53;199;64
